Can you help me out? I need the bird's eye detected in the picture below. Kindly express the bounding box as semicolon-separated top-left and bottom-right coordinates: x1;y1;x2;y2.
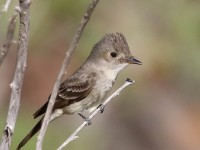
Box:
110;52;117;58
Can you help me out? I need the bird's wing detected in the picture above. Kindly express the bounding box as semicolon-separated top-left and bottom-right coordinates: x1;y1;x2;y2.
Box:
33;72;96;118
54;72;96;109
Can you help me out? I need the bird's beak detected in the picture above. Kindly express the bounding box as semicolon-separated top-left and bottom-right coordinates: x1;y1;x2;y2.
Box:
124;56;142;65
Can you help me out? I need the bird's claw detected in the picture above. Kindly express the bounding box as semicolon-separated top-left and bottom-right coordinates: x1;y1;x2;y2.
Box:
78;113;92;125
85;118;92;126
126;78;133;82
97;104;105;113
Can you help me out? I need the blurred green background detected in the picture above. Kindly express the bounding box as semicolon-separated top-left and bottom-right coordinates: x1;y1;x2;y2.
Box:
1;0;200;150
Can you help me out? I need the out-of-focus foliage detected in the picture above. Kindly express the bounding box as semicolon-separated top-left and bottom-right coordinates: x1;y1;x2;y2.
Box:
0;0;200;150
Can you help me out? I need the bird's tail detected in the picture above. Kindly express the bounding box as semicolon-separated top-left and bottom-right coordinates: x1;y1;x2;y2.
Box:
16;117;43;150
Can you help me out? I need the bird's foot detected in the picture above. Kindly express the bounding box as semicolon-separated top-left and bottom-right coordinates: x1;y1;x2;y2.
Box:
126;78;133;82
78;113;91;125
97;104;105;113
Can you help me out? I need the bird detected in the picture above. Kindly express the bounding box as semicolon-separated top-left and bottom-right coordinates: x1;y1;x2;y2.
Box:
17;32;142;149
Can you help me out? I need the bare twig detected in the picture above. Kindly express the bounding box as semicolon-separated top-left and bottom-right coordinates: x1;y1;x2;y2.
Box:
2;0;12;12
0;0;12;17
0;0;11;17
36;0;100;149
0;0;31;150
0;13;17;66
57;79;134;150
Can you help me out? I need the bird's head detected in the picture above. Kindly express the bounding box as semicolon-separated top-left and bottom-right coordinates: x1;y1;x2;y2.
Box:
88;33;142;72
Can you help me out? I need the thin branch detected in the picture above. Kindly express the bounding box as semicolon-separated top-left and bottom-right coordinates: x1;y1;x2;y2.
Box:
0;0;13;17
57;79;134;150
2;0;12;12
0;0;31;150
36;0;100;149
0;13;17;66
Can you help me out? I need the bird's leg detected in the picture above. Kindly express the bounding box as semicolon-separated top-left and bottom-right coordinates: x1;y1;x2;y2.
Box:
97;104;105;113
78;112;91;125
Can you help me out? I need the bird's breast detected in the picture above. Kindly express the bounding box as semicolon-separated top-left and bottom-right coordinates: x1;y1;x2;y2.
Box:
85;77;114;113
95;75;114;99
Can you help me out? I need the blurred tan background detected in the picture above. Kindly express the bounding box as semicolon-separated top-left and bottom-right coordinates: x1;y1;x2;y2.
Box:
1;0;200;150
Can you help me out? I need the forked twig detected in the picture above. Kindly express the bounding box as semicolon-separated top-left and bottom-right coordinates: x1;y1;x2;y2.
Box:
0;0;31;150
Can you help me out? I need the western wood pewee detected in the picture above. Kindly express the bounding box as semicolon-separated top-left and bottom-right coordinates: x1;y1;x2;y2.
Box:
17;33;142;149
